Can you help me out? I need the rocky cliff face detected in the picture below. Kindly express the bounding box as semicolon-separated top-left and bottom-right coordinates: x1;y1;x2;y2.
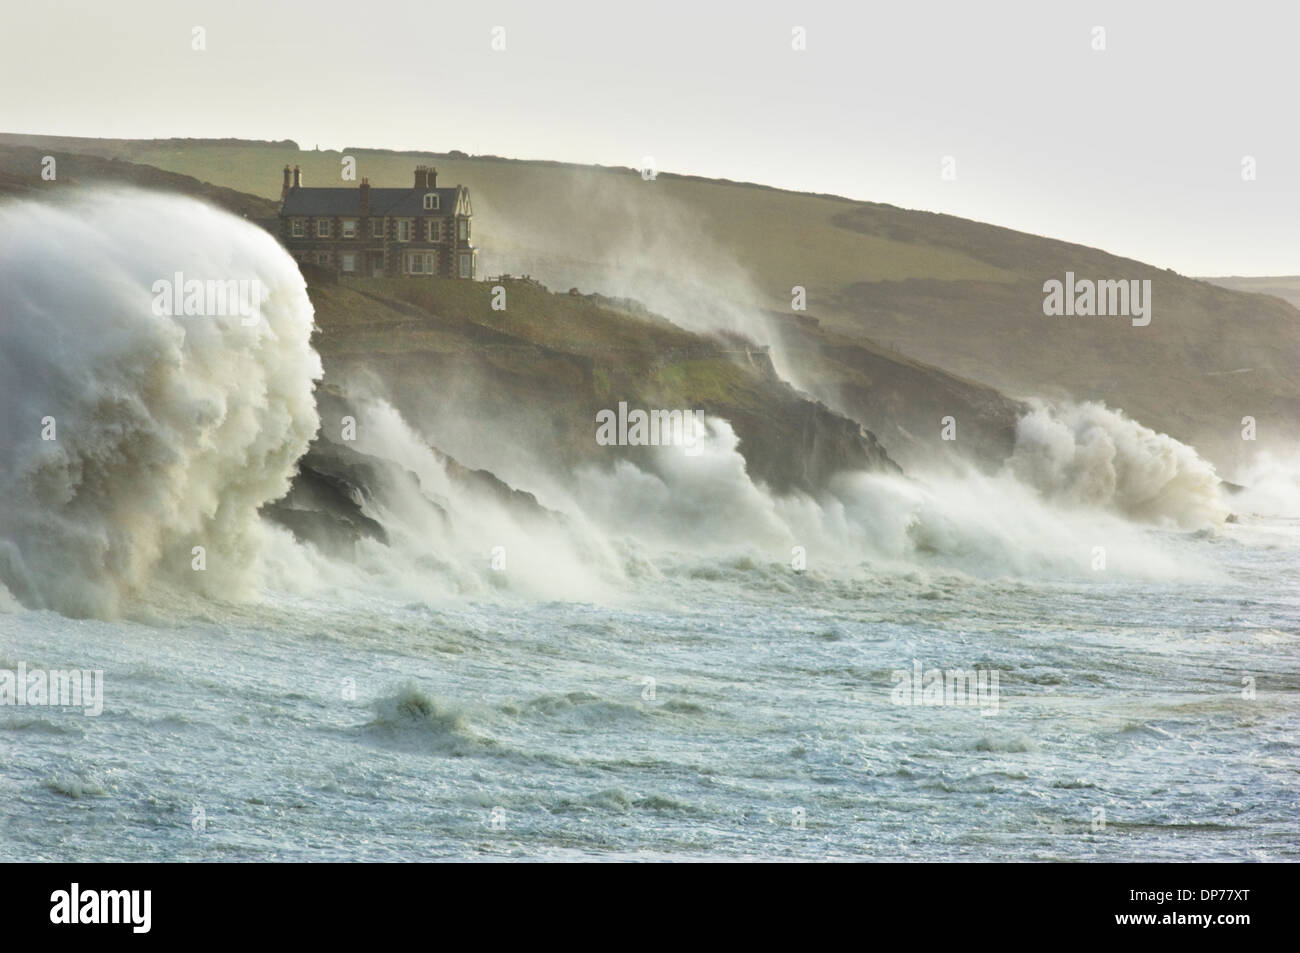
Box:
303;277;903;507
262;388;568;554
768;312;1028;472
265;300;905;554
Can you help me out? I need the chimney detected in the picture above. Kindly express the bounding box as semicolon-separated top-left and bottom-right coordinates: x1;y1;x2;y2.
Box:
292;165;302;188
428;167;437;189
414;165;430;189
359;178;370;217
281;164;292;200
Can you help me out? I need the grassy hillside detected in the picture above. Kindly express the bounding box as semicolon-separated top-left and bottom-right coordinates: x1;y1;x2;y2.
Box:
0;134;1014;293
4;132;1294;473
0;141;277;220
824;207;1300;467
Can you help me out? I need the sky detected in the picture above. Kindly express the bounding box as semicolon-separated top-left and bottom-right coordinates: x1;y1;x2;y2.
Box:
2;0;1297;275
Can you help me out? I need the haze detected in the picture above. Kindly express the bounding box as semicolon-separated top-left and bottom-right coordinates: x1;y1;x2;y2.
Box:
1;0;1296;275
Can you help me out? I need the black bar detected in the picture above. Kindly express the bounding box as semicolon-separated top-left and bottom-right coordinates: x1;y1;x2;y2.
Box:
8;862;1283;941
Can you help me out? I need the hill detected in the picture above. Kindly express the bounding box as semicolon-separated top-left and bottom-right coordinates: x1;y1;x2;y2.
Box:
1202;275;1300;310
4;133;1293;476
0;138;1027;479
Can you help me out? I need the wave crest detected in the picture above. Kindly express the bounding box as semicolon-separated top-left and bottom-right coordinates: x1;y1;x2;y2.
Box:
0;190;321;617
1008;401;1227;528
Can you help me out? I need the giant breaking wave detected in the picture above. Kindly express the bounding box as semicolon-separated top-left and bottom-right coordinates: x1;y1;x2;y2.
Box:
0;190;321;617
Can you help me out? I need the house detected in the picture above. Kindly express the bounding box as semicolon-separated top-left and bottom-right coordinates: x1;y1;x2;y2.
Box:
278;164;476;279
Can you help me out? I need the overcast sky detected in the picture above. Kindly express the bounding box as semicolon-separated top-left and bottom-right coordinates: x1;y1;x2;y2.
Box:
3;0;1296;275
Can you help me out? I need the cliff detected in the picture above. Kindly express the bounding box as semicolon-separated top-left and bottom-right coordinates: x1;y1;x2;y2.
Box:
303;275;902;502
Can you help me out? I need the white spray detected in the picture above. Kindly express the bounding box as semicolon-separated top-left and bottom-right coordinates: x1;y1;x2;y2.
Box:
0;190;321;617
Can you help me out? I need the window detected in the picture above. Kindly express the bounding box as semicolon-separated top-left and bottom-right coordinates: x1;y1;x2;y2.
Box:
457;219;468;241
371;218;385;238
459;253;472;278
397;219;412;241
341;253;356;273
341;219;357;238
316;219;331;238
291;218;305;238
407;252;435;274
423;193;440;211
315;251;332;266
427;220;440;241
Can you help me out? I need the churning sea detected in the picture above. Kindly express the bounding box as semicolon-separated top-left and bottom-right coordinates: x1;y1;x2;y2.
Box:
3;516;1296;862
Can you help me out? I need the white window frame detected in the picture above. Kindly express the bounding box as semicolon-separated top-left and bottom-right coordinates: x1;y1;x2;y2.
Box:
371;218;385;238
397;219;412;242
341;219;357;238
407;252;434;274
291;218;305;238
459;253;471;278
341;253;356;273
316;219;331;238
457;219;468;241
427;219;439;241
423;193;440;211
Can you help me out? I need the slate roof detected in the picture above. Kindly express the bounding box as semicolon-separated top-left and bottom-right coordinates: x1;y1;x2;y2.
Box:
281;186;462;217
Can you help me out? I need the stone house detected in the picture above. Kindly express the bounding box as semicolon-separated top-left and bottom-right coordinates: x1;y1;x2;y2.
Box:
278;164;475;278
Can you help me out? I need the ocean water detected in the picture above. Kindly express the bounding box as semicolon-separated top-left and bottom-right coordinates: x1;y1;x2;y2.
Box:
3;516;1296;862
2;191;1297;862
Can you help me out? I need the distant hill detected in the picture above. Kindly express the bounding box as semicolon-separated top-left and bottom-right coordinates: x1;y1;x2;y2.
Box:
0;140;277;222
1201;275;1300;310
